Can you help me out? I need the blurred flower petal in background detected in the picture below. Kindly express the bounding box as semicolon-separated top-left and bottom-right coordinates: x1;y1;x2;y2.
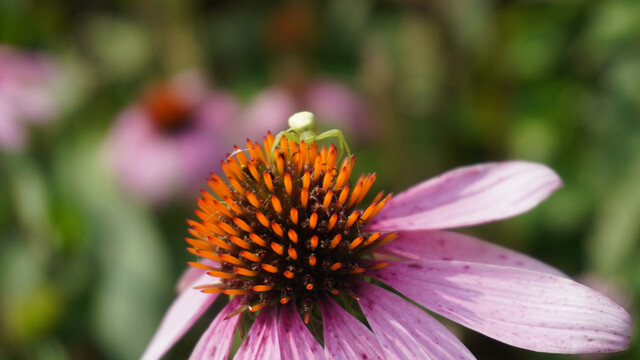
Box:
0;46;59;151
243;78;375;141
103;71;239;205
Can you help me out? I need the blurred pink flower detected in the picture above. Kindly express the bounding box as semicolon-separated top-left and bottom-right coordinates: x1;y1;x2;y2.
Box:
142;137;632;359
0;45;59;151
104;72;239;205
243;79;375;140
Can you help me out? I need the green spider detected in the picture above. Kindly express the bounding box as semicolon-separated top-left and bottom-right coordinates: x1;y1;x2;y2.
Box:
270;111;350;163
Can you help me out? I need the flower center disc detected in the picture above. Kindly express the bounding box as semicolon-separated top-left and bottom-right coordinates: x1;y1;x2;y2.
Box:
186;133;396;320
142;84;192;133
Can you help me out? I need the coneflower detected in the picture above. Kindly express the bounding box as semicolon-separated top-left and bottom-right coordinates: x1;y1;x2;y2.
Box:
0;45;59;151
103;71;239;204
143;129;631;359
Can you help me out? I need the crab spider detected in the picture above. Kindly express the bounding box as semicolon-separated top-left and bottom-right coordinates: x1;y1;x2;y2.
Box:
270;111;350;163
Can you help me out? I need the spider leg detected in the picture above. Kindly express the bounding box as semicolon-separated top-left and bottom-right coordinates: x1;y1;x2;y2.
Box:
270;130;287;164
282;131;301;157
316;129;351;159
283;131;301;144
270;130;300;164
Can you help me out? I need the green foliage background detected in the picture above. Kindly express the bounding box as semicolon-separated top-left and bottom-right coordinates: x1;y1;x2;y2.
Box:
1;0;639;359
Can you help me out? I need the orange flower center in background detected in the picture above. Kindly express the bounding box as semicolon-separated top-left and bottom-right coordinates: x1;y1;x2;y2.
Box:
186;133;397;321
142;84;192;133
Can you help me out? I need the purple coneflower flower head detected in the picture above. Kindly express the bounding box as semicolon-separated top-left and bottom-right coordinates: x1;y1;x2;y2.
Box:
143;131;632;359
0;45;59;151
103;71;239;205
243;79;375;141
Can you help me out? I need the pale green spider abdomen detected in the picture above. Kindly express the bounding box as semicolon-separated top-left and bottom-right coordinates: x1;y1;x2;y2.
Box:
288;111;317;133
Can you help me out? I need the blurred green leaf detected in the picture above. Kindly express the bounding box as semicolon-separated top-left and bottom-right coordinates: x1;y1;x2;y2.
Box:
54;132;171;359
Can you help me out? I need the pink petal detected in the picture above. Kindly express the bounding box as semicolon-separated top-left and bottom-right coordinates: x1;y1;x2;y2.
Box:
371;260;632;354
176;260;217;293
176;267;203;293
305;79;375;139
278;303;325;360
242;86;295;139
0;46;58;122
235;305;281;360
0;99;26;151
356;280;475;359
376;230;567;277
189;297;242;360
320;297;386;360
104;107;183;204
367;161;563;231
141;272;219;360
175;131;226;193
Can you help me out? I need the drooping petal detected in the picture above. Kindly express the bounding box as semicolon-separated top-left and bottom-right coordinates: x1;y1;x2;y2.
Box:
190;297;242;360
235;305;281;360
176;260;217;293
320;297;386;360
371;260;632;354
278;303;325;360
367;161;562;231
376;230;567;277
355;280;475;360
141;272;220;360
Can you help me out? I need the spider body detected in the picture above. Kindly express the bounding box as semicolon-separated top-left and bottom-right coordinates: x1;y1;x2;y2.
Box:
270;111;350;163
